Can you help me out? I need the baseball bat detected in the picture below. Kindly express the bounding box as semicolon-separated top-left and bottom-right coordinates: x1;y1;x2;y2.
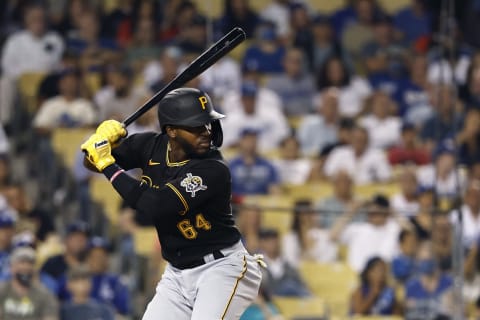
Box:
122;27;246;127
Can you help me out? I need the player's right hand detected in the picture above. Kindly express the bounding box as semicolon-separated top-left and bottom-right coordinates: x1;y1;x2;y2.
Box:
81;133;116;172
96;120;127;145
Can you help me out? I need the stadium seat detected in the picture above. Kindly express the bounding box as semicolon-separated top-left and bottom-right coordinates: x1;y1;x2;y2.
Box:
89;176;122;225
244;195;294;235
377;0;410;14
309;0;346;14
133;226;159;257
284;182;333;201
17;72;46;113
299;262;358;318
354;183;400;199
50;128;93;169
273;296;327;320
352;316;404;320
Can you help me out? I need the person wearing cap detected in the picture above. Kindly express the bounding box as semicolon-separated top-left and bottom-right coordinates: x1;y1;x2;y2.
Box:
84;236;130;316
60;265;114;320
330;194;401;272
221;80;290;152
229;128;281;197
0;210;16;280
0;246;59;320
41;221;90;295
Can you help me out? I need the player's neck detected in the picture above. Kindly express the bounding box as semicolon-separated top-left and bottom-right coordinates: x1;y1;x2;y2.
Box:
168;141;188;163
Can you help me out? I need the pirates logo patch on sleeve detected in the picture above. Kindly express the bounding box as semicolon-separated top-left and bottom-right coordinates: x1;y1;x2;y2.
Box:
180;173;208;197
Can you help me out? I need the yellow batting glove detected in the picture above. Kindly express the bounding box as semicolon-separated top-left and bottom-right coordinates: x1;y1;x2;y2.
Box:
80;133;115;172
96;120;127;145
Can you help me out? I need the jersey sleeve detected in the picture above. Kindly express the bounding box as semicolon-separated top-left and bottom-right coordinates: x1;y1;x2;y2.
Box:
112;132;157;170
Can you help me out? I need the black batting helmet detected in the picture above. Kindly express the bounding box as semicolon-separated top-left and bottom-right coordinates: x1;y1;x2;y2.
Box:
157;88;225;147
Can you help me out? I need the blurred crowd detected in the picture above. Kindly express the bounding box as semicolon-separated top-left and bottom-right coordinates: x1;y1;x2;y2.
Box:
1;0;480;319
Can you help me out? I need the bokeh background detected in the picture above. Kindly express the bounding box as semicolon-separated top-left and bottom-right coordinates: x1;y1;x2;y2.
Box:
0;0;478;319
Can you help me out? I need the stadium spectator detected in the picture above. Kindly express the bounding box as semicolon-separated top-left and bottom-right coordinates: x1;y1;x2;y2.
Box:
33;68;97;131
310;15;351;72
404;241;453;319
94;64;150;121
41;221;90;296
84;237;130;316
242;23;285;74
416;140;466;199
316;170;356;228
260;0;290;41
450;179;480;247
330;194;401;272
145;45;182;91
393;0;431;46
324;126;392;185
457;108;480;166
200;56;242;102
282;200;338;269
0;3;64;127
217;0;260;39
3;184;54;242
341;0;377;61
258;228;310;297
229;129;281;196
391;229;418;283
175;14;208;54
125;18;162;74
265;47;315;116
398;53;432;125
463;231;480;304
0;246;59;320
297;88;339;157
316;56;371;117
391;168;420;218
0;211;16;280
289;3;313;62
408;186;434;241
60;265;114;320
420;85;464;152
221;81;290;152
350;256;400;315
431;212;453;272
273;136;312;185
359;90;401;149
460;64;480;110
0;156;11;191
159;0;198;43
388;123;431;165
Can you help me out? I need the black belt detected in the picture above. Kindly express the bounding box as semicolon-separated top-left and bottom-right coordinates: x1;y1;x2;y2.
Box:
173;250;225;269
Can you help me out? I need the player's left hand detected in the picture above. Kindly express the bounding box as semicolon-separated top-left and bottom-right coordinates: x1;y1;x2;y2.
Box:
81;133;116;172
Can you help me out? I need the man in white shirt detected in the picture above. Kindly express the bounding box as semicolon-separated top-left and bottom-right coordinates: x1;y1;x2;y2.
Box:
33;69;97;130
221;81;290;152
391;168;420;218
324;126;391;184
330;194;401;272
0;4;64;125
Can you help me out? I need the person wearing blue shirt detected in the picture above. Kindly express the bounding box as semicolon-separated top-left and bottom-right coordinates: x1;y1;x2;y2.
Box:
393;0;431;45
404;241;453;319
391;229;418;283
229;129;281;196
350;257;400;316
0;211;15;281
242;24;285;74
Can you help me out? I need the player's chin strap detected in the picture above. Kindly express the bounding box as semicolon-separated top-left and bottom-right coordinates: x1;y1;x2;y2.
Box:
253;254;268;269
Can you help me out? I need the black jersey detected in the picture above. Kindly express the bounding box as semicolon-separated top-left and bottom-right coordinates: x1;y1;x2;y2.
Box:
112;132;241;266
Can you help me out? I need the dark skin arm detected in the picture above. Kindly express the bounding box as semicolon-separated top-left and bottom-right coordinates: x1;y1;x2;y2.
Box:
350;285;383;315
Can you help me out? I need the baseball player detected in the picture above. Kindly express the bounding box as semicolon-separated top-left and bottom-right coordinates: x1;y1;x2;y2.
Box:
81;88;263;319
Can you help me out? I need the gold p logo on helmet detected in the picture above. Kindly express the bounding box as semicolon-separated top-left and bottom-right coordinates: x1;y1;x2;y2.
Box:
198;96;208;110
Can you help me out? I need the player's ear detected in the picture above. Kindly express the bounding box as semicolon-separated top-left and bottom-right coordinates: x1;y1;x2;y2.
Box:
166;126;177;138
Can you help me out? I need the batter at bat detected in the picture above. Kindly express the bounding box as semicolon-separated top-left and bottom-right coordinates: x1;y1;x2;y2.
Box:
81;88;264;319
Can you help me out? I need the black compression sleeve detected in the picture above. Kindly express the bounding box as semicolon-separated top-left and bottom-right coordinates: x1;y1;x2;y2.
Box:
103;165;184;215
103;164;147;209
